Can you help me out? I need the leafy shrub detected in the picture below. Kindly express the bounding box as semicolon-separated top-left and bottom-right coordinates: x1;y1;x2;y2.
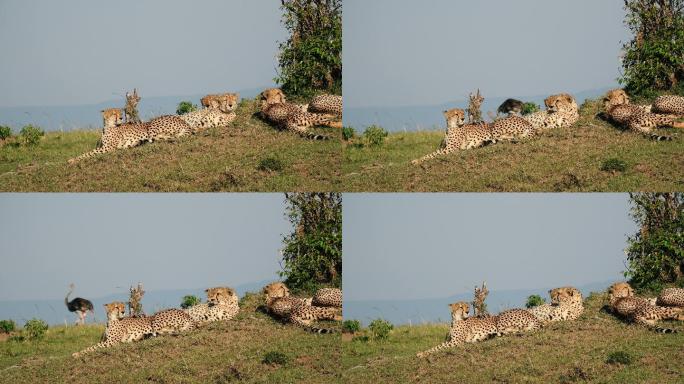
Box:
0;319;16;334
262;351;289;366
342;126;356;141
0;125;12;140
606;350;633;365
368;318;393;340
525;295;546;308
363;125;388;147
19;125;44;146
23;318;48;340
180;295;201;309
521;102;540;115
342;319;361;333
601;158;628;173
258;157;284;172
176;101;197;115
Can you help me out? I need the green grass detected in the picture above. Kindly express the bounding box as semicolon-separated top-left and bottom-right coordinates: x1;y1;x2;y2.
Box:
0;293;340;384
0;100;341;192
343;100;684;191
341;293;684;383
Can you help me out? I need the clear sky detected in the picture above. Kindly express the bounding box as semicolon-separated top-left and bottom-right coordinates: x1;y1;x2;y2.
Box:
0;194;291;301
343;0;631;108
0;0;286;107
343;193;635;302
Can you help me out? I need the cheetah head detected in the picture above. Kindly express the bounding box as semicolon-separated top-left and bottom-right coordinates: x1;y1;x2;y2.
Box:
448;301;470;320
201;94;220;109
603;89;630;110
103;301;126;321
608;282;634;301
545;93;577;113
443;108;465;129
218;93;240;113
206;286;238;306
262;282;290;300
549;286;582;304
101;108;123;129
260;88;286;110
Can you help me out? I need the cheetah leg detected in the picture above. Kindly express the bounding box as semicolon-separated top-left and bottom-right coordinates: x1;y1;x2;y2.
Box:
412;148;454;165
629;121;672;141
416;340;460;358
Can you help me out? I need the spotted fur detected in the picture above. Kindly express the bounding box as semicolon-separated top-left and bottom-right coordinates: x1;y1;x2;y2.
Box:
150;308;196;336
652;95;684;115
656;287;684;308
523;93;579;130
182;93;239;131
608;282;683;333
528;286;584;325
263;282;341;333
312;288;342;308
602;89;683;141
259;88;339;140
185;287;240;326
308;94;342;116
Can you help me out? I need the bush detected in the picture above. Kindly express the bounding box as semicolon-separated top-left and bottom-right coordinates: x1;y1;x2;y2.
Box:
525;295;546;308
258;157;284;172
368;318;393;340
23;318;48;340
342;319;361;333
19;125;44;146
363;125;388;147
521;102;540;115
180;295;201;309
601;158;628;173
0;125;12;140
262;351;289;366
0;319;16;334
176;101;197;115
342;126;356;141
606;351;633;365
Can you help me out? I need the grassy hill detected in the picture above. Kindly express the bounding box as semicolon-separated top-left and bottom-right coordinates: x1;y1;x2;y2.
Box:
341;293;684;383
0;293;341;384
343;99;684;192
0;100;341;192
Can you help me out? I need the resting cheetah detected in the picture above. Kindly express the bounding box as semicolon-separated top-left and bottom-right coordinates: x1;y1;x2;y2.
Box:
308;94;342;116
259;88;340;140
312;288;342;308
416;302;498;358
608;282;683;333
489;115;536;142
185;287;240;326
182;93;239;132
652;95;684;115
101;108;123;128
151;308;196;335
657;288;684;307
72;302;153;358
523;93;579;131
263;282;340;333
411;108;493;164
201;93;238;109
495;308;542;336
528;286;584;325
602;89;683;141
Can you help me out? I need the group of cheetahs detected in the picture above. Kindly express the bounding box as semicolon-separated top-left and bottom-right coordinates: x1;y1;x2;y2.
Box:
72;282;341;358
417;282;684;358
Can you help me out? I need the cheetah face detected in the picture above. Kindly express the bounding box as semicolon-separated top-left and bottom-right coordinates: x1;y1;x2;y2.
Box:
206;287;237;305
603;89;630;110
608;282;634;301
443;108;465;129
218;93;239;113
104;302;126;321
545;94;575;113
102;108;123;128
449;301;470;320
549;287;580;304
260;88;286;110
263;282;290;300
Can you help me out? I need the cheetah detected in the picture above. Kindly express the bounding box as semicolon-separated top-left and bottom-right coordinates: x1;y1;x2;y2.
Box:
657;287;684;308
652;95;684;115
489;115;536;142
181;93;239;132
262;282;340;333
308;94;342;116
185;286;240;326
312;288;342;308
72;302;154;358
602;89;684;141
101;108;123;128
495;308;542;336
416;302;498;358
259;88;340;140
150;308;196;336
497;98;524;116
607;282;683;333
411;108;493;164
528;286;584;325
201;93;238;109
523;93;579;131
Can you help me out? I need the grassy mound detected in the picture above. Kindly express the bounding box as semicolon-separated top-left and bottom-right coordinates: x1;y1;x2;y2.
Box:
0;100;341;192
343;99;684;191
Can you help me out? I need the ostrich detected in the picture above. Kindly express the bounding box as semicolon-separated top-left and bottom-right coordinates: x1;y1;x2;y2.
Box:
65;283;94;325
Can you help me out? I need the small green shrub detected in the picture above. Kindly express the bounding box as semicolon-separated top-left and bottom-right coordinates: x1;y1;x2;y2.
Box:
525;295;546;308
19;125;44;146
601;158;628;173
368;318;393;340
342;126;356;141
342;319;361;333
23;318;48;340
258;157;284;172
176;101;197;115
606;351;633;365
521;102;540;115
0;125;12;140
0;319;16;333
262;351;289;366
180;295;201;309
363;125;388;147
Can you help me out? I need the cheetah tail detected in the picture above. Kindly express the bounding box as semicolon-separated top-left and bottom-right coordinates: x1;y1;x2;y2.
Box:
416;341;454;358
306;326;337;334
653;327;677;334
304;132;330;140
647;133;672;141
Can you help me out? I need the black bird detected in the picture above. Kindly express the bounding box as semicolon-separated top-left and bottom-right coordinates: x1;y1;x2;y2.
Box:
65;283;94;325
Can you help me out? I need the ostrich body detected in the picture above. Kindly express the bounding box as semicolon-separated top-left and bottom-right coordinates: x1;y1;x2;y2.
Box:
65;284;94;325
